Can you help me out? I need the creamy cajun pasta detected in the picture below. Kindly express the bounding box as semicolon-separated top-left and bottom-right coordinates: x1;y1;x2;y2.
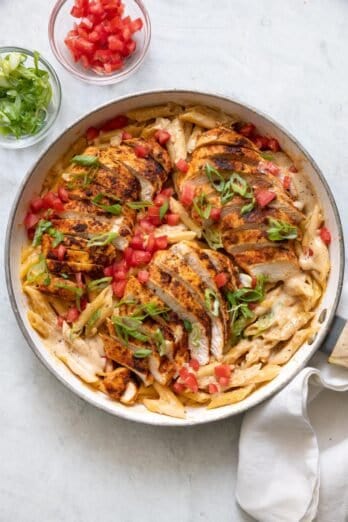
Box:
20;103;331;418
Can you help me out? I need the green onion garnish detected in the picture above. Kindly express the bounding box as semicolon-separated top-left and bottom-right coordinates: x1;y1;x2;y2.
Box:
267;218;298;241
87;232;118;247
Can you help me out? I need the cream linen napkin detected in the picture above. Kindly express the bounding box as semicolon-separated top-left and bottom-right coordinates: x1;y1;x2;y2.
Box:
236;322;348;522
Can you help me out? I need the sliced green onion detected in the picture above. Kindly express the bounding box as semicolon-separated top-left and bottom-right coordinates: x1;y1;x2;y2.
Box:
49;227;64;247
203;227;223;250
87;277;112;292
193;192;212;220
133;348;152;359
87;232;118;247
240;198;255;216
85;309;101;336
191;323;201;348
204;288;220;317
153;328;166;356
183;319;192;332
159;199;169;220
91;193;122;215
267;218;298;241
127;201;152;210
71;155;100;167
26;254;50;285
32;219;52;247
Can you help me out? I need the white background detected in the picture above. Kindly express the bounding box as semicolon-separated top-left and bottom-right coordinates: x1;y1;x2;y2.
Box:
1;1;347;520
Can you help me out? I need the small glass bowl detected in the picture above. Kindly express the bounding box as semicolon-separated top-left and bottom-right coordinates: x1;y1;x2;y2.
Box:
48;0;151;85
0;47;62;149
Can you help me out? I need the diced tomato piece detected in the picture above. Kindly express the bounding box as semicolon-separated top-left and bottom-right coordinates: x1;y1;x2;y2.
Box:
219;376;230;387
80;297;88;311
239;123;256;138
122;131;132;140
161;187;174;198
154;194;168;207
155;129;171;145
57;244;66;261
88;30;101;43
180;183;196;206
283;176;291;190
189;358;200;371
134;144;149;158
104;265;114;277
147;205;161;226
184;373;198;393
259;160;280;176
137;270;149;284
130;250;152;267
58;187;69;202
130;17;143;33
24;212;40;230
214;364;231;379
214;272;228;288
122;25;131;41
113;269;127;281
253;135;269;150
71;5;85;18
320;227;331;245
145;233;156;253
89;0;104;15
130;235;145;250
42;192;64;212
139;218;155;233
166;213;180;226
176;158;189;173
112;279;127;298
179;367;190;380
154;236;168;251
30;197;45;213
173;381;185;394
101;114;128;131
80;54;91;69
268;138;280;152
108;34;124;51
210;207;221;221
208;383;219;394
124;247;133;266
255;189;276;208
75;38;95;55
289;165;298;173
86;126;100;141
66;306;80;323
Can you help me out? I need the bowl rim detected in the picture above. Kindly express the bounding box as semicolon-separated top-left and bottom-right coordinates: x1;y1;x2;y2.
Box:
0;46;62;148
48;0;151;85
5;89;345;426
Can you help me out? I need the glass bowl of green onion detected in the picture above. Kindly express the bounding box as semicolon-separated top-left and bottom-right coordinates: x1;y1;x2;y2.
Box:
0;47;61;149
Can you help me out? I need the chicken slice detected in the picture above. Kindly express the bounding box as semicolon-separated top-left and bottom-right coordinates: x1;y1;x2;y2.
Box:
153;249;226;360
194;127;257;150
233;247;299;282
146;264;211;365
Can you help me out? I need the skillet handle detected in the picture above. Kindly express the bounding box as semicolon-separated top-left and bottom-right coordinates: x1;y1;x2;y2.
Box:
320;315;348;368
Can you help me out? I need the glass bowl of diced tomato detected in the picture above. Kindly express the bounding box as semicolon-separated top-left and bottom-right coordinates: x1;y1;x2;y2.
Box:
49;0;151;85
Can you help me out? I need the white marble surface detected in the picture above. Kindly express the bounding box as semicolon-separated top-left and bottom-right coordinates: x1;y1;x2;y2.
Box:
1;0;347;520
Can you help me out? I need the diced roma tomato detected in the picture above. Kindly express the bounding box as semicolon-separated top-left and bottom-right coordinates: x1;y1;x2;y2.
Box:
30;197;44;213
113;269;127;281
155;129;171;145
130;17;143;33
185;373;198;393
139;218;155;233
130;235;145;250
180;183;195;206
208;383;219;394
283;176;291;190
173;381;185;394
24;212;40;230
42;192;64;212
147;205;161;226
58;187;69;202
145;233;156;253
179;367;190;380
161;187;174;198
101;114;128;131
122;131;132;140
104;265;114;277
57;244;67;261
134;144;149;158
239;123;255;138
255;189;276;208
258;160;280;176
154;236;168;251
268;138;280;152
113;258;127;272
189;358;200;371
210;207;221;221
112;279;127;298
124;247;134;266
320;227;331;245
289;165;298;173
154;193;168;207
214;364;231;379
137;270;149;284
253;135;269;150
176;158;189;173
108;34;124;51
214;272;228;288
66;307;80;323
130;250;152;267
86;126;100;141
166;213;180;226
